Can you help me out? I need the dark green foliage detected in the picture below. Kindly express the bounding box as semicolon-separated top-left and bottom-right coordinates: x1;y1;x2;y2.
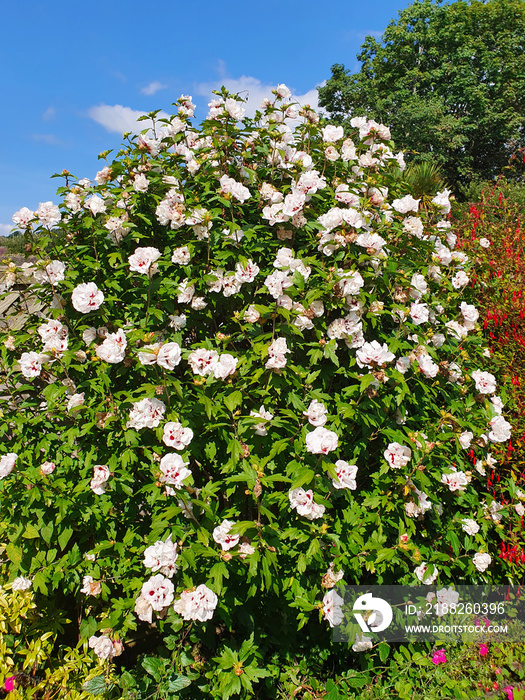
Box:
318;0;525;191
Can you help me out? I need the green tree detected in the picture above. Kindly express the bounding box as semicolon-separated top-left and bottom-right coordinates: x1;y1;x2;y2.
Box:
318;0;525;190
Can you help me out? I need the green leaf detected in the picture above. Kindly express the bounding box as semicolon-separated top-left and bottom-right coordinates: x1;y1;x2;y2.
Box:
41;522;54;545
227;437;243;462
82;676;107;695
135;212;152;226
230;520;258;536
33;570;49;595
325;679;341;700
243;664;271;682
79;616;98;639
6;543;21;566
224;390;243;412
359;373;376;391
166;675;192;692
399;645;411;661
201;394;213;420
220;673;241;699
22;523;40;539
324;340;340;366
306;538;321;559
142;656;166;680
288;393;305;411
58;526;73;551
205;441;217;461
307;348;323;364
290;467;315;490
119;671;137;691
209;562;229;592
378;642;390;663
268;438;289;459
375;548;395;563
447;530;461;556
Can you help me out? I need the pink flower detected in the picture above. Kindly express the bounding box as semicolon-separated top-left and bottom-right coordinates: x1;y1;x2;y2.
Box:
392;194;420;214
4;676;15;692
474;617;491;628
90;464;110;495
431;649;447;665
0;453;17;479
140;574;174;611
288;488;326;520
212;520;240;551
173;584;218;622
159;454;191;490
71;282;104;313
128;247;161;276
305;426;338;455
384;442;411;469
479;643;489;657
12;207;35;228
36;201;61;226
162;422;193;450
322;589;345;627
212;353;238;380
504;687;514;700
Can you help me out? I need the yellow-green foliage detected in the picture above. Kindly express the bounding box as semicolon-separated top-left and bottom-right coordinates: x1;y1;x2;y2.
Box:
0;584;49;683
0;583;108;698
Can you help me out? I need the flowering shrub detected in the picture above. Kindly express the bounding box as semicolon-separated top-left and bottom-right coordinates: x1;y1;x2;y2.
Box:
453;175;525;582
0;86;517;696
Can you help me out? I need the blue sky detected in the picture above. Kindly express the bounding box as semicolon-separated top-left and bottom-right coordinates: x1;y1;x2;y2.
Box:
0;0;412;234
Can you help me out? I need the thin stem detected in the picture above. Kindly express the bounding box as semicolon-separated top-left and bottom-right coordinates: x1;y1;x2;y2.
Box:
145;275;152;326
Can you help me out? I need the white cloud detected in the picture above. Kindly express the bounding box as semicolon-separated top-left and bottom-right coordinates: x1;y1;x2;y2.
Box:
194;73;322;119
112;71;127;83
30;133;60;145
0;223;12;236
42;106;55;121
141;81;168;96
87;104;169;135
296;87;323;111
